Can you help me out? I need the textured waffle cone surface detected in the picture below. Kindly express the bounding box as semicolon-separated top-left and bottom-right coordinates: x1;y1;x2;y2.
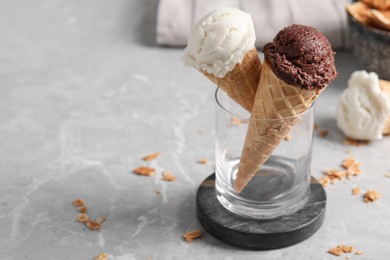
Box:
234;61;321;193
380;80;390;135
202;48;261;112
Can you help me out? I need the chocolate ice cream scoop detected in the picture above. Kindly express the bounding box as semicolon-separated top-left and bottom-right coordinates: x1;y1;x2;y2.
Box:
263;24;337;90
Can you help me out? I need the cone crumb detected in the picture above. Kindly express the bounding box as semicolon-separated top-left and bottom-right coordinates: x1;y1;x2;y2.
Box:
319;130;329;137
198;158;208;164
342;157;362;177
354;250;363;255
183;229;202;242
327;244;355;257
79;207;87;213
352;187;360;195
363;189;381;203
72;199;85;207
161;170;176;182
76;213;89;223
94;253;109;260
328;247;344;256
132;166;155;176
142;152;160;161
86;220;102;231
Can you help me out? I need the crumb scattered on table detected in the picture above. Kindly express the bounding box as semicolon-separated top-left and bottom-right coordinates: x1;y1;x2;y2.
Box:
76;213;89;223
354;250;363;255
363;189;381;203
284;133;291;141
142;152;160;161
79;207;87;213
327;244;358;257
352;187;360;195
94;252;109;260
161;170;176;182
72;199;85;207
319;130;329;137
198;158;208;164
86;220;102;230
183;229;202;242
132;166;156;176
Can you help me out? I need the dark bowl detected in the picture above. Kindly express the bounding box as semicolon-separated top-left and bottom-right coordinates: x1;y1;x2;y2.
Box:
347;11;390;80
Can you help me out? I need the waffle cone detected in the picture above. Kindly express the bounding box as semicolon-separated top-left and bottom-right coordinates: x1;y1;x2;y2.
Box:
380;80;390;135
202;48;261;112
234;61;322;192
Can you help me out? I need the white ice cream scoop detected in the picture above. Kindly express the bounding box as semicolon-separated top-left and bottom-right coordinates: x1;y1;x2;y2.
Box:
336;70;390;140
182;7;256;78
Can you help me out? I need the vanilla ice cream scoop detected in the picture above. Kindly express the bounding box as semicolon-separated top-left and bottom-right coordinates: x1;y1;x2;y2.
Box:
182;7;256;78
336;71;390;140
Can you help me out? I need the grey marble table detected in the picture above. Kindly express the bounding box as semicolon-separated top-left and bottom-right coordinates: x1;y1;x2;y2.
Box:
0;0;389;259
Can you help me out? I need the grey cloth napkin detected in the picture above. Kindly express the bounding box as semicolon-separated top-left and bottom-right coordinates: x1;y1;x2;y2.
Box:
156;0;350;49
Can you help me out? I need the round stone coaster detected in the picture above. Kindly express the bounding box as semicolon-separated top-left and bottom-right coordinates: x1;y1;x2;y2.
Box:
196;173;326;250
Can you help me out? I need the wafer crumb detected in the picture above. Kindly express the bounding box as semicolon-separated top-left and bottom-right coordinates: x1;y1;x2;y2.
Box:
328;244;355;257
86;220;101;230
354;250;363;255
352;187;360;195
342;157;362;177
339;245;354;253
319;130;329;137
198;158;208;164
319;176;330;187
142;152;160;161
328;247;344;256
132;166;155;176
72;199;85;207
76;213;89;223
94;252;109;260
161;170;176;182
183;229;202;242
79;207;87;213
363;189;381;203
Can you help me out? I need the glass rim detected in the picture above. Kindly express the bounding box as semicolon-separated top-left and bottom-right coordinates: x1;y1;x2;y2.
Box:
215;87;315;122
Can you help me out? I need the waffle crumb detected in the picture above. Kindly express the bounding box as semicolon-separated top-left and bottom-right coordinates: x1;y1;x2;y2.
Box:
339;245;354;253
132;166;155;176
183;229;202;242
161;170;176;182
352;187;360;195
86;220;102;231
319;130;329;137
142;152;160;161
363;189;381;203
319;176;330;187
342;138;370;147
94;253;109;260
328;247;344;256
76;213;89;223
342;157;362;177
72;199;85;207
198;158;208;164
328;244;355;256
79;207;87;213
354;250;363;255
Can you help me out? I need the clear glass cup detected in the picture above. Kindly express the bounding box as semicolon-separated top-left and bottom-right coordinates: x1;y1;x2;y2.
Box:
215;88;314;219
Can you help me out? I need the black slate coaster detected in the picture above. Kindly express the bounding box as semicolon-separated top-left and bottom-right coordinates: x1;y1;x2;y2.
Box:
196;173;326;250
